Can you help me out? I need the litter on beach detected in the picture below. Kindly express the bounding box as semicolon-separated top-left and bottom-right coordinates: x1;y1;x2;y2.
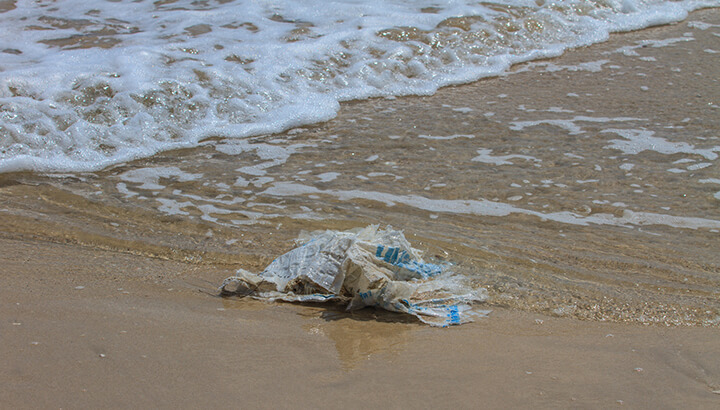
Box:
220;225;489;326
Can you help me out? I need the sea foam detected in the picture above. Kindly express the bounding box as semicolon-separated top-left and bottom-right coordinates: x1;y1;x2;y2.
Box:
1;0;718;173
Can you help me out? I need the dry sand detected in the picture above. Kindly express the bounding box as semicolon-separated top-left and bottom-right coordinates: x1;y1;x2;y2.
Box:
2;8;720;409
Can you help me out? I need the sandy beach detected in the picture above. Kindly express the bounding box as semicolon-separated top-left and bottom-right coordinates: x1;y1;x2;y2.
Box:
2;7;719;409
2;236;719;408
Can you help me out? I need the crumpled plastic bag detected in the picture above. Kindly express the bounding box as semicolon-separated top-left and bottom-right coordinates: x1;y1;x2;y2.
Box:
220;225;488;326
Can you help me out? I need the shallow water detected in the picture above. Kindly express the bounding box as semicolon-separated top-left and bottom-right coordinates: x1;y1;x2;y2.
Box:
1;6;719;326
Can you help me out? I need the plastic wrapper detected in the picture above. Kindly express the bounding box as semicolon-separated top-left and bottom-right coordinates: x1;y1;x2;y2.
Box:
220;225;488;326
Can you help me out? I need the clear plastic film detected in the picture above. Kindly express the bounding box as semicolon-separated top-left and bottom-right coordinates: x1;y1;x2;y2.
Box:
220;225;489;327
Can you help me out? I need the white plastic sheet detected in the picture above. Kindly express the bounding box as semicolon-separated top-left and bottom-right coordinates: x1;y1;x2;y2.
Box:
220;225;488;326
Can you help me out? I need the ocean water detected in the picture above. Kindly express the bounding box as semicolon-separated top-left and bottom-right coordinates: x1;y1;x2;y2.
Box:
1;0;718;172
1;1;719;325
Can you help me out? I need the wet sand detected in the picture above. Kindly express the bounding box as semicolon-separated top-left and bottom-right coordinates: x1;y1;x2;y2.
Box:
2;8;720;408
2;236;719;408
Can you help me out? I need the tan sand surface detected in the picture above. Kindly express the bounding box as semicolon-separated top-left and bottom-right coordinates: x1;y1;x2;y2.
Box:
2;236;719;408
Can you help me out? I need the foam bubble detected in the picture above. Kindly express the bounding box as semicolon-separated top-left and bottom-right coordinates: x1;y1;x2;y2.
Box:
602;129;720;159
418;134;475;140
472;148;541;166
261;182;720;230
119;166;203;191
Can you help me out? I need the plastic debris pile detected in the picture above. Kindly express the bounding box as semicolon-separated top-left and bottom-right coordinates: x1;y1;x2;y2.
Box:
220;225;488;326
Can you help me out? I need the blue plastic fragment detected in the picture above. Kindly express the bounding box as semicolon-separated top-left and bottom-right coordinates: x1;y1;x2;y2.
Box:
375;245;443;279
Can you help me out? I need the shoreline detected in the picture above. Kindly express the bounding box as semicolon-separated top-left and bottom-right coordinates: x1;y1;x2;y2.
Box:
2;8;720;408
1;3;716;176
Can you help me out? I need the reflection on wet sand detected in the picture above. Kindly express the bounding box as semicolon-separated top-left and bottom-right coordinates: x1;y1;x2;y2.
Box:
302;306;415;371
217;295;415;370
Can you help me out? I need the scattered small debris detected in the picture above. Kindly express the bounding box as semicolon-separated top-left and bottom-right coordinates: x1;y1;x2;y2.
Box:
534;319;544;325
634;367;643;372
30;341;39;345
